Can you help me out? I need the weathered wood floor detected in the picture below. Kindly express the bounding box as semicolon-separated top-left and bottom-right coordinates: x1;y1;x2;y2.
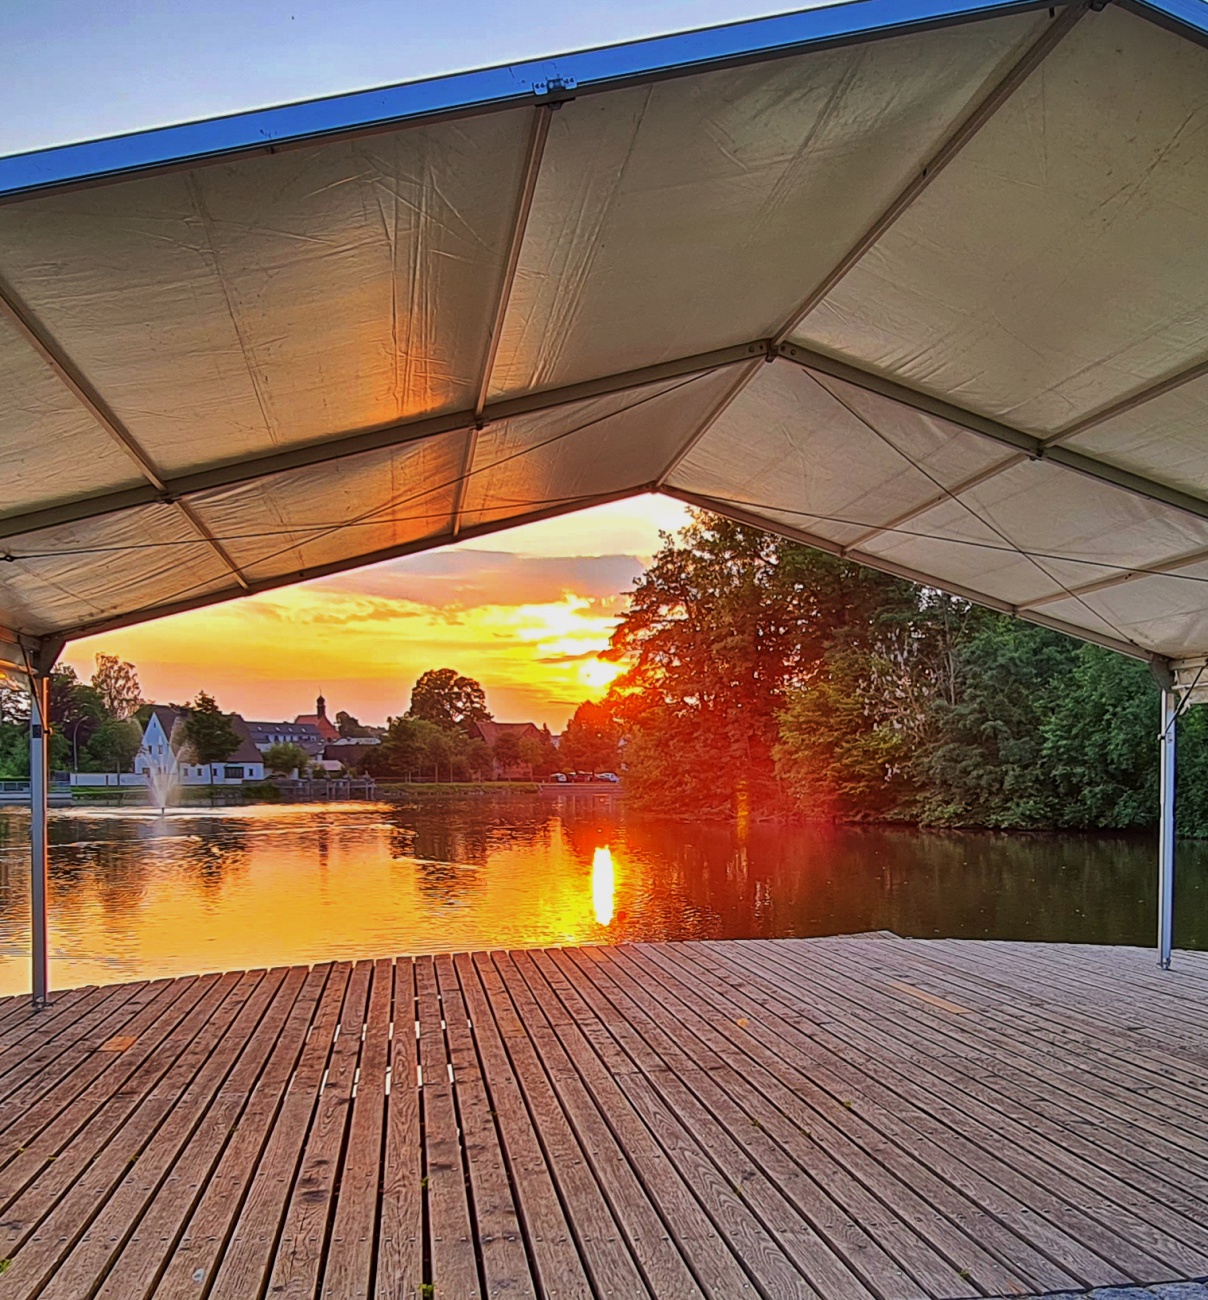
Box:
3;935;1208;1298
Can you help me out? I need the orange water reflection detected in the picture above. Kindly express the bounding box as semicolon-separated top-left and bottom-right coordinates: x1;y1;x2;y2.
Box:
1;796;1206;996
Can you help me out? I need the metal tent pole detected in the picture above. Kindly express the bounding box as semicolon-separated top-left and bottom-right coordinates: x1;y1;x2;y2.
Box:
1158;686;1177;971
29;671;50;1007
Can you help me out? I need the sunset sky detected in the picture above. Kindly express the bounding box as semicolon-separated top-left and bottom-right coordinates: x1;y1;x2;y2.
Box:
2;0;806;729
62;496;689;729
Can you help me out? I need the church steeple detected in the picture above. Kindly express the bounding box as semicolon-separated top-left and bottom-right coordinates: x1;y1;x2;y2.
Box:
316;692;326;719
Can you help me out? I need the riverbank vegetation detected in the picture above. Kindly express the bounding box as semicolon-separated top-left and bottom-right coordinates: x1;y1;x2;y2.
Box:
598;513;1208;833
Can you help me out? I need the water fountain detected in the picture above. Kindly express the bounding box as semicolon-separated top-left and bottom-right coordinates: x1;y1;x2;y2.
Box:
145;746;180;815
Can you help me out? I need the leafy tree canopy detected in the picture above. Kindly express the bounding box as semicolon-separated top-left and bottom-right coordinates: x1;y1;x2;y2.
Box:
91;653;143;719
180;692;241;768
263;741;311;777
407;669;492;734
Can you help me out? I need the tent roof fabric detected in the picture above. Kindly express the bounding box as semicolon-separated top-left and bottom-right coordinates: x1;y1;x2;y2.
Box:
4;0;1208;681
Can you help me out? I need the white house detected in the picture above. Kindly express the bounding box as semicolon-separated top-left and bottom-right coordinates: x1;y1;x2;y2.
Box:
134;705;266;785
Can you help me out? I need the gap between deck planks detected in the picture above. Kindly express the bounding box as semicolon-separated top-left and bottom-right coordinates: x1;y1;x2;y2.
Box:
0;935;1207;1299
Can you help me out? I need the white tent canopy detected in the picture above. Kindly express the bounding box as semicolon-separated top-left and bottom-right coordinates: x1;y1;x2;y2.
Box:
3;0;1208;992
3;0;1208;679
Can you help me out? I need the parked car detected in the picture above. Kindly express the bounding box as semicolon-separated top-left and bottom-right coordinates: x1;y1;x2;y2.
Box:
596;772;620;783
549;772;568;783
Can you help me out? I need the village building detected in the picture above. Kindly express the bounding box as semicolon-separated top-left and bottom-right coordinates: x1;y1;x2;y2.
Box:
134;707;265;785
293;693;340;743
244;718;327;758
469;719;545;780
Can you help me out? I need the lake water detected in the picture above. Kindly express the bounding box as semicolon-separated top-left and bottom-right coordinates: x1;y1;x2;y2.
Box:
1;793;1205;996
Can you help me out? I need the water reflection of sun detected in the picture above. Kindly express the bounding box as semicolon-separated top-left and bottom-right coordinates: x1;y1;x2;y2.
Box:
592;846;615;927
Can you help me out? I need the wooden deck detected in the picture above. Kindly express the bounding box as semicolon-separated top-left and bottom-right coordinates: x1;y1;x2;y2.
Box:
3;935;1208;1298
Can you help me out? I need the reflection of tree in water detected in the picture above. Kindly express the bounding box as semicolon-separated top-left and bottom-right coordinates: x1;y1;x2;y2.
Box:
383;796;562;906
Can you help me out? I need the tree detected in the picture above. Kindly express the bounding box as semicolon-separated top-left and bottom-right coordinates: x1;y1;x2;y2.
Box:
518;730;553;778
88;717;143;773
407;668;491;734
492;730;522;777
264;741;311;777
180;692;241;772
559;701;621;775
608;513;921;815
336;710;375;738
369;716;452;782
91;653;143;719
50;666;107;769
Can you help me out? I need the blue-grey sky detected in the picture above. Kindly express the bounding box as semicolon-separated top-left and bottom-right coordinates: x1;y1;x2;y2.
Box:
1;0;804;155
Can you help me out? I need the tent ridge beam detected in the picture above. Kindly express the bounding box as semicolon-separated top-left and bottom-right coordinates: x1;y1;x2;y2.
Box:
663;484;1152;661
1018;538;1208;611
1044;349;1208;447
777;342;1208;526
771;0;1088;344
0;275;252;590
51;484;653;642
0;340;764;545
454;104;554;538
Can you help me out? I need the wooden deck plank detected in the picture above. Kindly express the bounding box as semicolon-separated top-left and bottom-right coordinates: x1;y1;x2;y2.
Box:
375;958;424;1300
417;954;482;1300
700;942;1163;1284
521;948;761;1300
267;959;373;1300
800;941;1208;1258
563;946;914;1300
471;950;653;1300
495;950;704;1300
37;968;291;1300
609;945;998;1299
647;943;1084;1295
637;942;1064;1295
206;962;352;1300
0;973;228;1269
321;956;393;1300
0;969;255;1300
0;977;204;1182
452;952;591;1300
90;965;309;1300
433;953;536;1300
153;964;331;1300
0;937;1207;1299
0;979;154;1113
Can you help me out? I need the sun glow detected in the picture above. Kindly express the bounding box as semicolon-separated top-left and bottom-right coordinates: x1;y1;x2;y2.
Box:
592;846;615;927
580;658;623;691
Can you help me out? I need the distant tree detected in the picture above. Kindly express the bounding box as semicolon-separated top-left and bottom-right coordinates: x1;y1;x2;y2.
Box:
50;666;107;769
87;717;143;773
559;702;621;775
180;692;241;772
492;731;522;778
264;741;310;778
91;653;143;719
407;668;492;734
460;737;494;781
518;731;553;778
369;716;450;782
335;710;375;739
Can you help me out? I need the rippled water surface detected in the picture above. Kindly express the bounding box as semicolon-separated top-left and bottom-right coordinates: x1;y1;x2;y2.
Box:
1;793;1205;995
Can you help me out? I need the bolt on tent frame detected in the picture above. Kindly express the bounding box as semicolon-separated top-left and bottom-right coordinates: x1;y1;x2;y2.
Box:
4;0;1208;1000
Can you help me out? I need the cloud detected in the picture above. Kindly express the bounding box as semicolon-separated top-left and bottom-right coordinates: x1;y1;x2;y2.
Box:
315;549;644;611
